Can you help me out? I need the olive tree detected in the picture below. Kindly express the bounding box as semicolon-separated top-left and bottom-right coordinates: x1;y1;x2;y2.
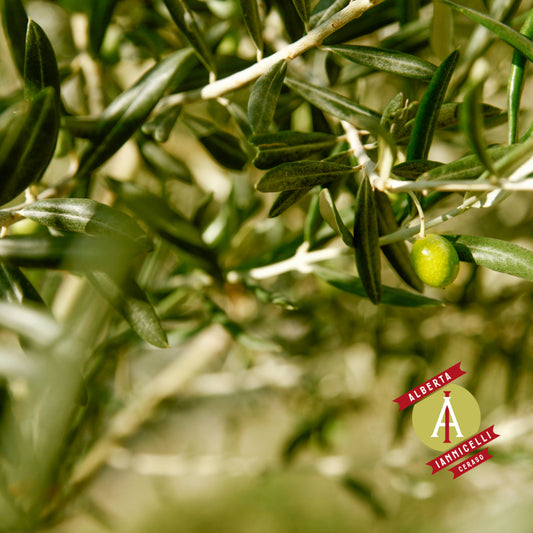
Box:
0;0;532;530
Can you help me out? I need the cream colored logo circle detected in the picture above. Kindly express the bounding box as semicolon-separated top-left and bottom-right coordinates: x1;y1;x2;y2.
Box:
412;384;480;451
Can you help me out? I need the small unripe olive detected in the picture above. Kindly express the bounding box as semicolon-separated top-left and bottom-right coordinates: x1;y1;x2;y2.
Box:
410;234;460;288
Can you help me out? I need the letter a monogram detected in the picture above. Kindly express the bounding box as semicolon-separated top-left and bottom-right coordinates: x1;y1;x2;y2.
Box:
431;391;463;443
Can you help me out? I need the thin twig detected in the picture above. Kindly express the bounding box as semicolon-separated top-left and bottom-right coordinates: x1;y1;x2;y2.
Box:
155;1;378;111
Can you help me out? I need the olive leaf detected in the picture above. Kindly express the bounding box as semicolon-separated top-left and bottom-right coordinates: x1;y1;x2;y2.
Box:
0;263;44;305
314;267;442;307
24;19;61;103
269;188;311;217
0;87;60;206
162;0;215;72
0;234;142;273
406;49;460;161
89;0;120;57
250;130;338;169
291;0;314;26
139;138;193;184
318;188;354;248
18;198;152;253
374;190;423;292
78;48;196;177
447;235;533;281
256;161;356;192
392;160;443;180
441;0;533;62
323;0;399;46
248;60;287;134
87;271;168;348
1;0;29;75
353;174;381;304
285;78;381;131
106;179;218;275
326;45;436;80
0;301;62;348
507;8;533;144
273;0;305;41
185;115;249;171
460;61;497;175
416;145;511;182
239;0;263;52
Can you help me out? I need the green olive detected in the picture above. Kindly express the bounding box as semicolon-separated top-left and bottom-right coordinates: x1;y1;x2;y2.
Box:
410;234;460;288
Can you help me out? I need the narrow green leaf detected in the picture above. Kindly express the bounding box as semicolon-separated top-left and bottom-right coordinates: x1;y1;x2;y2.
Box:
0;234;143;273
141;104;182;143
314;266;442;307
269;188;311;217
139;138;193;184
89;0;120;57
353;174;381;304
162;0;215;72
285;77;381;132
106;179;217;271
446;235;533;281
0;100;31;179
225;101;253;139
78;49;195;177
185;114;249;170
0;263;44;305
239;0;263;52
326;45;437;80
250;130;338;169
397;102;503;143
1;0;29;75
323;0;399;46
381;16;432;52
406;49;459;161
24;19;60;102
441;0;533;62
392;160;443;180
341;476;387;518
0;302;61;348
87;271;168;348
248;60;287;134
18;198;152;252
318;188;354;247
303;191;322;245
291;0;313;26
0;87;60;206
256;161;356;192
199;133;248;171
311;0;349;28
374;190;423;292
418;145;511;182
460;60;497;174
507;9;533;144
273;0;305;41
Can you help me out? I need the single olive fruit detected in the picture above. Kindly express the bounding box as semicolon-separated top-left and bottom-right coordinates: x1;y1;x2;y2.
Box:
410;234;460;288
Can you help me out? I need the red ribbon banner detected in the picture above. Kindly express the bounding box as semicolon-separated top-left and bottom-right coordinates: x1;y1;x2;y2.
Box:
426;425;500;474
449;448;493;479
393;362;466;411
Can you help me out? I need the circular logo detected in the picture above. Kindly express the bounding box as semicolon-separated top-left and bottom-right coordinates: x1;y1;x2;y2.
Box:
412;384;481;451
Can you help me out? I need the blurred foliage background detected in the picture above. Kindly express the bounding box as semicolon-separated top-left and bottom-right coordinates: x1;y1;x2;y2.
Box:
1;0;533;532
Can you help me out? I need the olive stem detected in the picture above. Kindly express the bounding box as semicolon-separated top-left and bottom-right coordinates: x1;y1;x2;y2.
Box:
154;0;379;111
408;191;425;239
341;121;388;190
235;195;482;281
241;246;347;281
